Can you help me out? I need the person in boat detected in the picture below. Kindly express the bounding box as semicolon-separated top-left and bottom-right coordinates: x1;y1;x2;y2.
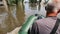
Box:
28;3;60;34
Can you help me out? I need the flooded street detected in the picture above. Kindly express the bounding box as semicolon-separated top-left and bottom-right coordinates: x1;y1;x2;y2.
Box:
0;2;47;34
0;3;24;34
1;0;60;34
0;1;60;34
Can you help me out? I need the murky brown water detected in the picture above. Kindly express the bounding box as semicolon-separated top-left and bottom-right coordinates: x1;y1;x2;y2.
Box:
0;2;46;34
1;0;60;34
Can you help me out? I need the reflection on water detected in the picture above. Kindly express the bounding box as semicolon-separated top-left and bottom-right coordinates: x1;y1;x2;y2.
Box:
0;3;25;34
0;3;46;34
29;3;37;10
16;3;25;26
0;7;8;34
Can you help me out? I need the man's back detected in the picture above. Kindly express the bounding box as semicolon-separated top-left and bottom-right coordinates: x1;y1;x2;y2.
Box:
30;17;60;34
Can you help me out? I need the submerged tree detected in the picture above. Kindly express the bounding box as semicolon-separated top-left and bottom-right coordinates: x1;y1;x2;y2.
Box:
15;0;24;5
29;0;37;3
22;0;24;3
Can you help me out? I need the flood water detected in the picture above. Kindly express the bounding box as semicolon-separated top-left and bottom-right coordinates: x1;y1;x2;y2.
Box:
0;2;46;34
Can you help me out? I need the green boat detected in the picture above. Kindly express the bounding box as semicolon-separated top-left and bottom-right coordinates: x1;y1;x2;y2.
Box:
18;14;45;34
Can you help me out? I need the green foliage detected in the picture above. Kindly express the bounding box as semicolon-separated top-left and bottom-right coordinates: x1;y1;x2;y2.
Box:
8;0;16;5
7;0;24;5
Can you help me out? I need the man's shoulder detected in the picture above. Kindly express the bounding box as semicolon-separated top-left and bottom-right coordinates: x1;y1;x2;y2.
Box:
36;17;57;22
36;17;56;25
36;18;50;22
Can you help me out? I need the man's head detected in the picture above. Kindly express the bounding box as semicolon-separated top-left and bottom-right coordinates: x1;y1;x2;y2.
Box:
45;4;60;17
53;0;60;3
